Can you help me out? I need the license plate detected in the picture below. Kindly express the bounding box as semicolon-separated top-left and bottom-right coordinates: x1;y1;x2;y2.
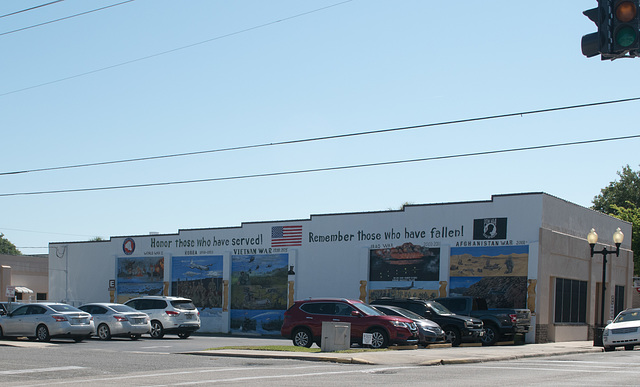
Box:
185;314;193;320
73;318;84;324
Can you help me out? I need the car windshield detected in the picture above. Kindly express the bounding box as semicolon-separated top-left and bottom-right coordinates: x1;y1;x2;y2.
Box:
171;300;196;310
110;305;138;313
49;304;82;313
355;303;384;316
614;310;640;323
389;307;423;320
428;301;453;315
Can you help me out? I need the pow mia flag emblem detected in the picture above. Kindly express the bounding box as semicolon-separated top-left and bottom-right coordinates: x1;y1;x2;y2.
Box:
473;218;507;240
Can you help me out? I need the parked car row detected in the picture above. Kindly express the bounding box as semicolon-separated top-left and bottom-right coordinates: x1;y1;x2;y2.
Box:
281;297;491;349
280;298;420;349
0;296;200;343
370;298;485;347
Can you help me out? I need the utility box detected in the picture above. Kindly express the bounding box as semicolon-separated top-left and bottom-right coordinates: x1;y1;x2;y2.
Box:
321;321;351;352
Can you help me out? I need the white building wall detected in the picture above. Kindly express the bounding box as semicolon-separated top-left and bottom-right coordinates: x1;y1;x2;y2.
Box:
48;193;633;342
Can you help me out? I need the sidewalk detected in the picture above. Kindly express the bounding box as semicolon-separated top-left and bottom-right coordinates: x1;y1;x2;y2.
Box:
186;341;604;365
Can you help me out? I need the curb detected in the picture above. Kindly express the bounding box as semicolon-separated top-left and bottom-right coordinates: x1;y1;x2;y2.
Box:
183;343;605;366
184;350;375;364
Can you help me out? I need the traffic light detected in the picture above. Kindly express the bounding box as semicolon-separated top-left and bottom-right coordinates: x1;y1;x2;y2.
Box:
611;0;639;57
581;1;606;58
582;0;639;60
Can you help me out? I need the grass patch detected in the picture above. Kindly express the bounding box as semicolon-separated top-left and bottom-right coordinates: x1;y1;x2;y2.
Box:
207;345;387;353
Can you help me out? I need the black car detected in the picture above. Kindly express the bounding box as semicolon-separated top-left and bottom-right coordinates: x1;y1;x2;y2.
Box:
370;298;484;346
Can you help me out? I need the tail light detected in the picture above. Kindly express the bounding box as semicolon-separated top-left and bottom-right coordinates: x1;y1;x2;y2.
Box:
509;314;517;324
113;315;128;322
52;315;68;322
165;311;180;317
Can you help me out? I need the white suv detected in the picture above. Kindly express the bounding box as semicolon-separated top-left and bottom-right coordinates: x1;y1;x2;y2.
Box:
124;296;200;339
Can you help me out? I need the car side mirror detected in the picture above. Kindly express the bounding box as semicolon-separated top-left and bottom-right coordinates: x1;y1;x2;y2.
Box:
351;310;362;317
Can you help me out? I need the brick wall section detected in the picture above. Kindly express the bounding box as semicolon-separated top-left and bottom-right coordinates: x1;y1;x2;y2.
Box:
535;323;549;343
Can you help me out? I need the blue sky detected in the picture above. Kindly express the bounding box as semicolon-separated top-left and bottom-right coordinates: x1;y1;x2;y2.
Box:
1;1;638;255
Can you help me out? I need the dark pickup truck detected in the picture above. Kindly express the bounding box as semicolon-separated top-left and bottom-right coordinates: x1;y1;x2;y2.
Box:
435;296;531;346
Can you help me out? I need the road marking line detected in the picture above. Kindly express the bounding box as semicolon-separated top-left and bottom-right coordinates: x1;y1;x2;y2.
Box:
0;366;86;375
462;365;640;374
13;365;337;386
170;366;423;385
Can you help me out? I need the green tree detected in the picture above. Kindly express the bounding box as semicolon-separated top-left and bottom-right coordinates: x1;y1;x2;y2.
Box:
0;233;22;255
592;165;640;213
592;164;639;275
611;203;640;276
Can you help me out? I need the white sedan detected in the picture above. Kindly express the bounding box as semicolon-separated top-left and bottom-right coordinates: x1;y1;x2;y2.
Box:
79;303;150;340
0;303;93;342
603;308;640;351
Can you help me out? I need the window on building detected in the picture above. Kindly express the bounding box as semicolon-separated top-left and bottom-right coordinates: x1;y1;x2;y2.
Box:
554;278;587;323
37;293;47;301
614;285;625;318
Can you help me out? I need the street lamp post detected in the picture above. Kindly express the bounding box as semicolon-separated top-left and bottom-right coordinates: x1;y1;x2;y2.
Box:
588;227;624;346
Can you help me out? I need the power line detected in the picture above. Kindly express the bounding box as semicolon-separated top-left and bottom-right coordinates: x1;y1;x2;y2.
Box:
2;96;639;177
0;0;353;96
1;134;638;198
0;0;64;19
0;227;97;238
0;1;135;36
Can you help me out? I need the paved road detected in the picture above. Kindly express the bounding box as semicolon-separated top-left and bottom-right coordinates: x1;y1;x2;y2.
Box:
1;337;637;386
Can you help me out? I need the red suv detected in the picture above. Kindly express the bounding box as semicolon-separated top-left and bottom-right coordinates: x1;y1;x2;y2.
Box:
281;298;419;349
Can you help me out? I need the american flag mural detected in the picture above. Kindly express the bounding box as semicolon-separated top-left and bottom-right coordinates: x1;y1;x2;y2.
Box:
271;225;303;247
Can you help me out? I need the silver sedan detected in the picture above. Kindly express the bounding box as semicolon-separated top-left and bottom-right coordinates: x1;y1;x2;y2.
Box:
79;303;151;340
0;303;94;342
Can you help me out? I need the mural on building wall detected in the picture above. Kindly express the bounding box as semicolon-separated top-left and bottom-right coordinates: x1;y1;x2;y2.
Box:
449;245;528;308
171;256;223;308
116;256;164;303
230;253;288;335
171;255;224;333
369;243;440;300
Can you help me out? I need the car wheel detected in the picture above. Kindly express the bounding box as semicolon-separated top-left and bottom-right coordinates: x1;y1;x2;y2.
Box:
481;324;498;346
0;325;3;339
604;346;615;352
150;320;164;339
369;329;389;349
625;345;635;351
36;325;51;342
444;326;461;347
130;334;141;340
97;324;112;340
292;328;313;348
177;332;191;339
